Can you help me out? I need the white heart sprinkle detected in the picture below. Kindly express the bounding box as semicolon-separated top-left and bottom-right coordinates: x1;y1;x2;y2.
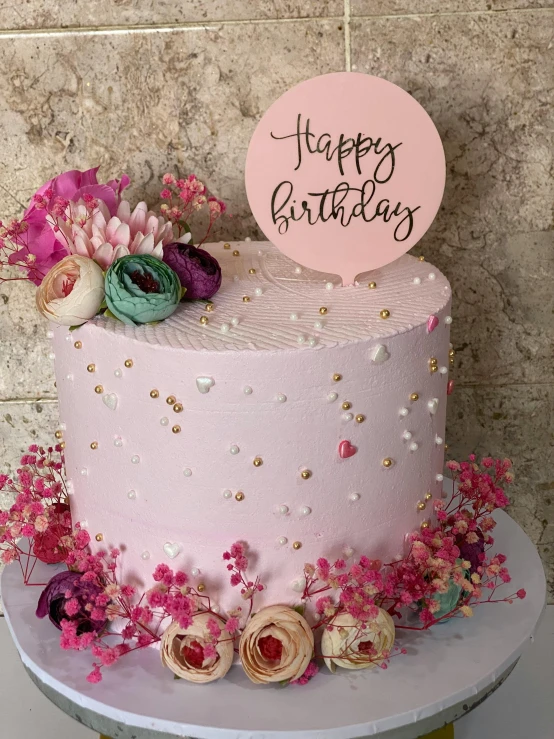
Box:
291;577;307;593
371;344;390;364
196;376;215;394
427;398;439;415
102;393;118;410
163;542;181;559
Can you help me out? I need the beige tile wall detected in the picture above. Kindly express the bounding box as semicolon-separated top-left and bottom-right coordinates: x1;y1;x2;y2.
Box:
0;1;552;599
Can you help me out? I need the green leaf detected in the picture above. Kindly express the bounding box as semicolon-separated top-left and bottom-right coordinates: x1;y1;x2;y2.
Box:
173;674;182;681
292;604;305;616
180;286;187;301
68;324;81;332
103;308;119;320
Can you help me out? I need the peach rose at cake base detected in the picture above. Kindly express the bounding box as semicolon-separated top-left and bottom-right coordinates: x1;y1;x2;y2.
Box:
321;609;395;672
161;613;234;683
239;605;314;684
36;254;105;326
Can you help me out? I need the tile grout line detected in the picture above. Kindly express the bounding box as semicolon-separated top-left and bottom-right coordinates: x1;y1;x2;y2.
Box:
0;6;551;39
344;0;351;72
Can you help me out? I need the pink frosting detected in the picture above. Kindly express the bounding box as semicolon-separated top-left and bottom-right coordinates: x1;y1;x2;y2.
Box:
52;242;452;616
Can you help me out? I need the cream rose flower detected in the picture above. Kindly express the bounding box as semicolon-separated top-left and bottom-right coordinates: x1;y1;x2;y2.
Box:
36;254;105;326
321;609;395;672
160;613;233;684
239;605;314;684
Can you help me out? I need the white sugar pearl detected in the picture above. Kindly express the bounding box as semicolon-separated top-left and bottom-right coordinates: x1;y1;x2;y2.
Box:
78;517;86;526
191;567;200;577
48;352;55;360
436;473;444;482
343;412;353;422
183;468;192;477
245;236;251;242
343;546;354;558
221;323;230;333
46;330;54;339
439;366;448;374
66;374;74;381
294;266;302;274
160;417;169;426
231;317;240;326
223;490;232;499
349;492;360;502
435;436;444;445
66;480;74;495
233;275;239;282
290;312;299;321
279;505;289;515
114;437;123;448
413;277;421;285
60;422;67;431
211;605;220;614
243;385;253;395
254;287;263;296
409;442;419;452
278;536;288;546
131;455;140;464
230;444;240;455
300;506;312;516
277;393;287;403
403;430;412;440
428;272;436;281
141;551;150;560
114;368;122;378
328;392;338;402
445;316;452;324
314;320;324;329
297;334;306;344
65;334;72;342
326;281;334;290
80;468;88;476
308;337;318;347
258;250;263;256
127;490;136;500
399;407;409;417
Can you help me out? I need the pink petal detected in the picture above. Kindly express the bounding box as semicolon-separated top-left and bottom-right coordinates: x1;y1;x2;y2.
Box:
113;222;131;247
112;244;130;262
151;241;164;259
129;231;145;251
133;232;154;255
73;233;94;258
117;200;131;222
145;215;160;238
93;243;115;270
129;202;147;235
105;217;122;243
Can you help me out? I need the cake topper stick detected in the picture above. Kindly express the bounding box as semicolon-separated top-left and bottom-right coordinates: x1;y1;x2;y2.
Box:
246;73;446;285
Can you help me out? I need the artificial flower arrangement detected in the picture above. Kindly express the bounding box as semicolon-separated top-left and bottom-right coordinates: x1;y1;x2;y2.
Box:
0;443;526;685
0;168;226;326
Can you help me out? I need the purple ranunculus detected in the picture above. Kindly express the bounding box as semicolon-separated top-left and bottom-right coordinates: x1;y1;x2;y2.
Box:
458;529;486;574
36;570;106;633
162;243;222;300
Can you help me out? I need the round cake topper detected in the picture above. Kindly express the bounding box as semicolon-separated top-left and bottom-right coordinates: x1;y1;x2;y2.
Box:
245;73;446;285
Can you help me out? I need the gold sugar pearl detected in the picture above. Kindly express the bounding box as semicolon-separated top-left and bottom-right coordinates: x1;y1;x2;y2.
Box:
430;365;439;373
172;425;181;434
242;296;251;303
333;373;342;382
87;364;96;373
205;303;214;312
292;541;302;550
253;457;263;467
342;401;352;410
379;309;390;319
417;501;426;511
249;268;256;275
368;281;377;289
382;458;393;468
224;243;231;249
197;583;206;592
235;491;245;501
54;430;63;439
301;470;312;480
74;341;82;349
94;385;104;394
166;395;176;405
150;389;159;399
445;444;449;451
421;520;430;530
200;315;209;325
410;393;419;401
173;403;183;413
90;441;98;450
95;534;103;542
425;492;433;501
430;357;438;365
59;441;66;449
232;250;240;257
418;255;425;262
449;349;455;357
355;414;365;423
319;307;328;315
124;359;133;368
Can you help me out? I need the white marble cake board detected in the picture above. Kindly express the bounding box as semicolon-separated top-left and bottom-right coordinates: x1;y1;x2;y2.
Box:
1;509;546;739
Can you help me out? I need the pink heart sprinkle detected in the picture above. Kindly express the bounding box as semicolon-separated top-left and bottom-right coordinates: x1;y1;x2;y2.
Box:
339;440;357;459
427;315;439;333
447;379;454;395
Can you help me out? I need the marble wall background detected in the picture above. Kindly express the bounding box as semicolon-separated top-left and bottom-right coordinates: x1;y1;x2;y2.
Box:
0;1;552;600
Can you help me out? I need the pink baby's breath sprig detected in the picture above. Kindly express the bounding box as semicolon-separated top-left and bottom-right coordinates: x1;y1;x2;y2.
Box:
159;173;226;245
223;541;265;618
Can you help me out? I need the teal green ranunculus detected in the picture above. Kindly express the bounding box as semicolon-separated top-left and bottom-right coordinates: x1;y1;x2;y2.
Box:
105;255;182;326
430;579;463;621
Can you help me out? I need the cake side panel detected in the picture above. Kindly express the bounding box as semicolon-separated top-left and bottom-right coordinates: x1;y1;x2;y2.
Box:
52;303;451;613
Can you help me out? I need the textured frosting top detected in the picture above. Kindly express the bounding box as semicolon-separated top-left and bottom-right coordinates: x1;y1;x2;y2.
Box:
91;241;451;351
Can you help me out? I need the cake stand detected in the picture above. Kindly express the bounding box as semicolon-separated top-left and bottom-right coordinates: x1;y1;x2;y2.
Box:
1;510;546;739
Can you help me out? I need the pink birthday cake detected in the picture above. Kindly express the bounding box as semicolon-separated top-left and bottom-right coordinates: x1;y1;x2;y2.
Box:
1;73;523;687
